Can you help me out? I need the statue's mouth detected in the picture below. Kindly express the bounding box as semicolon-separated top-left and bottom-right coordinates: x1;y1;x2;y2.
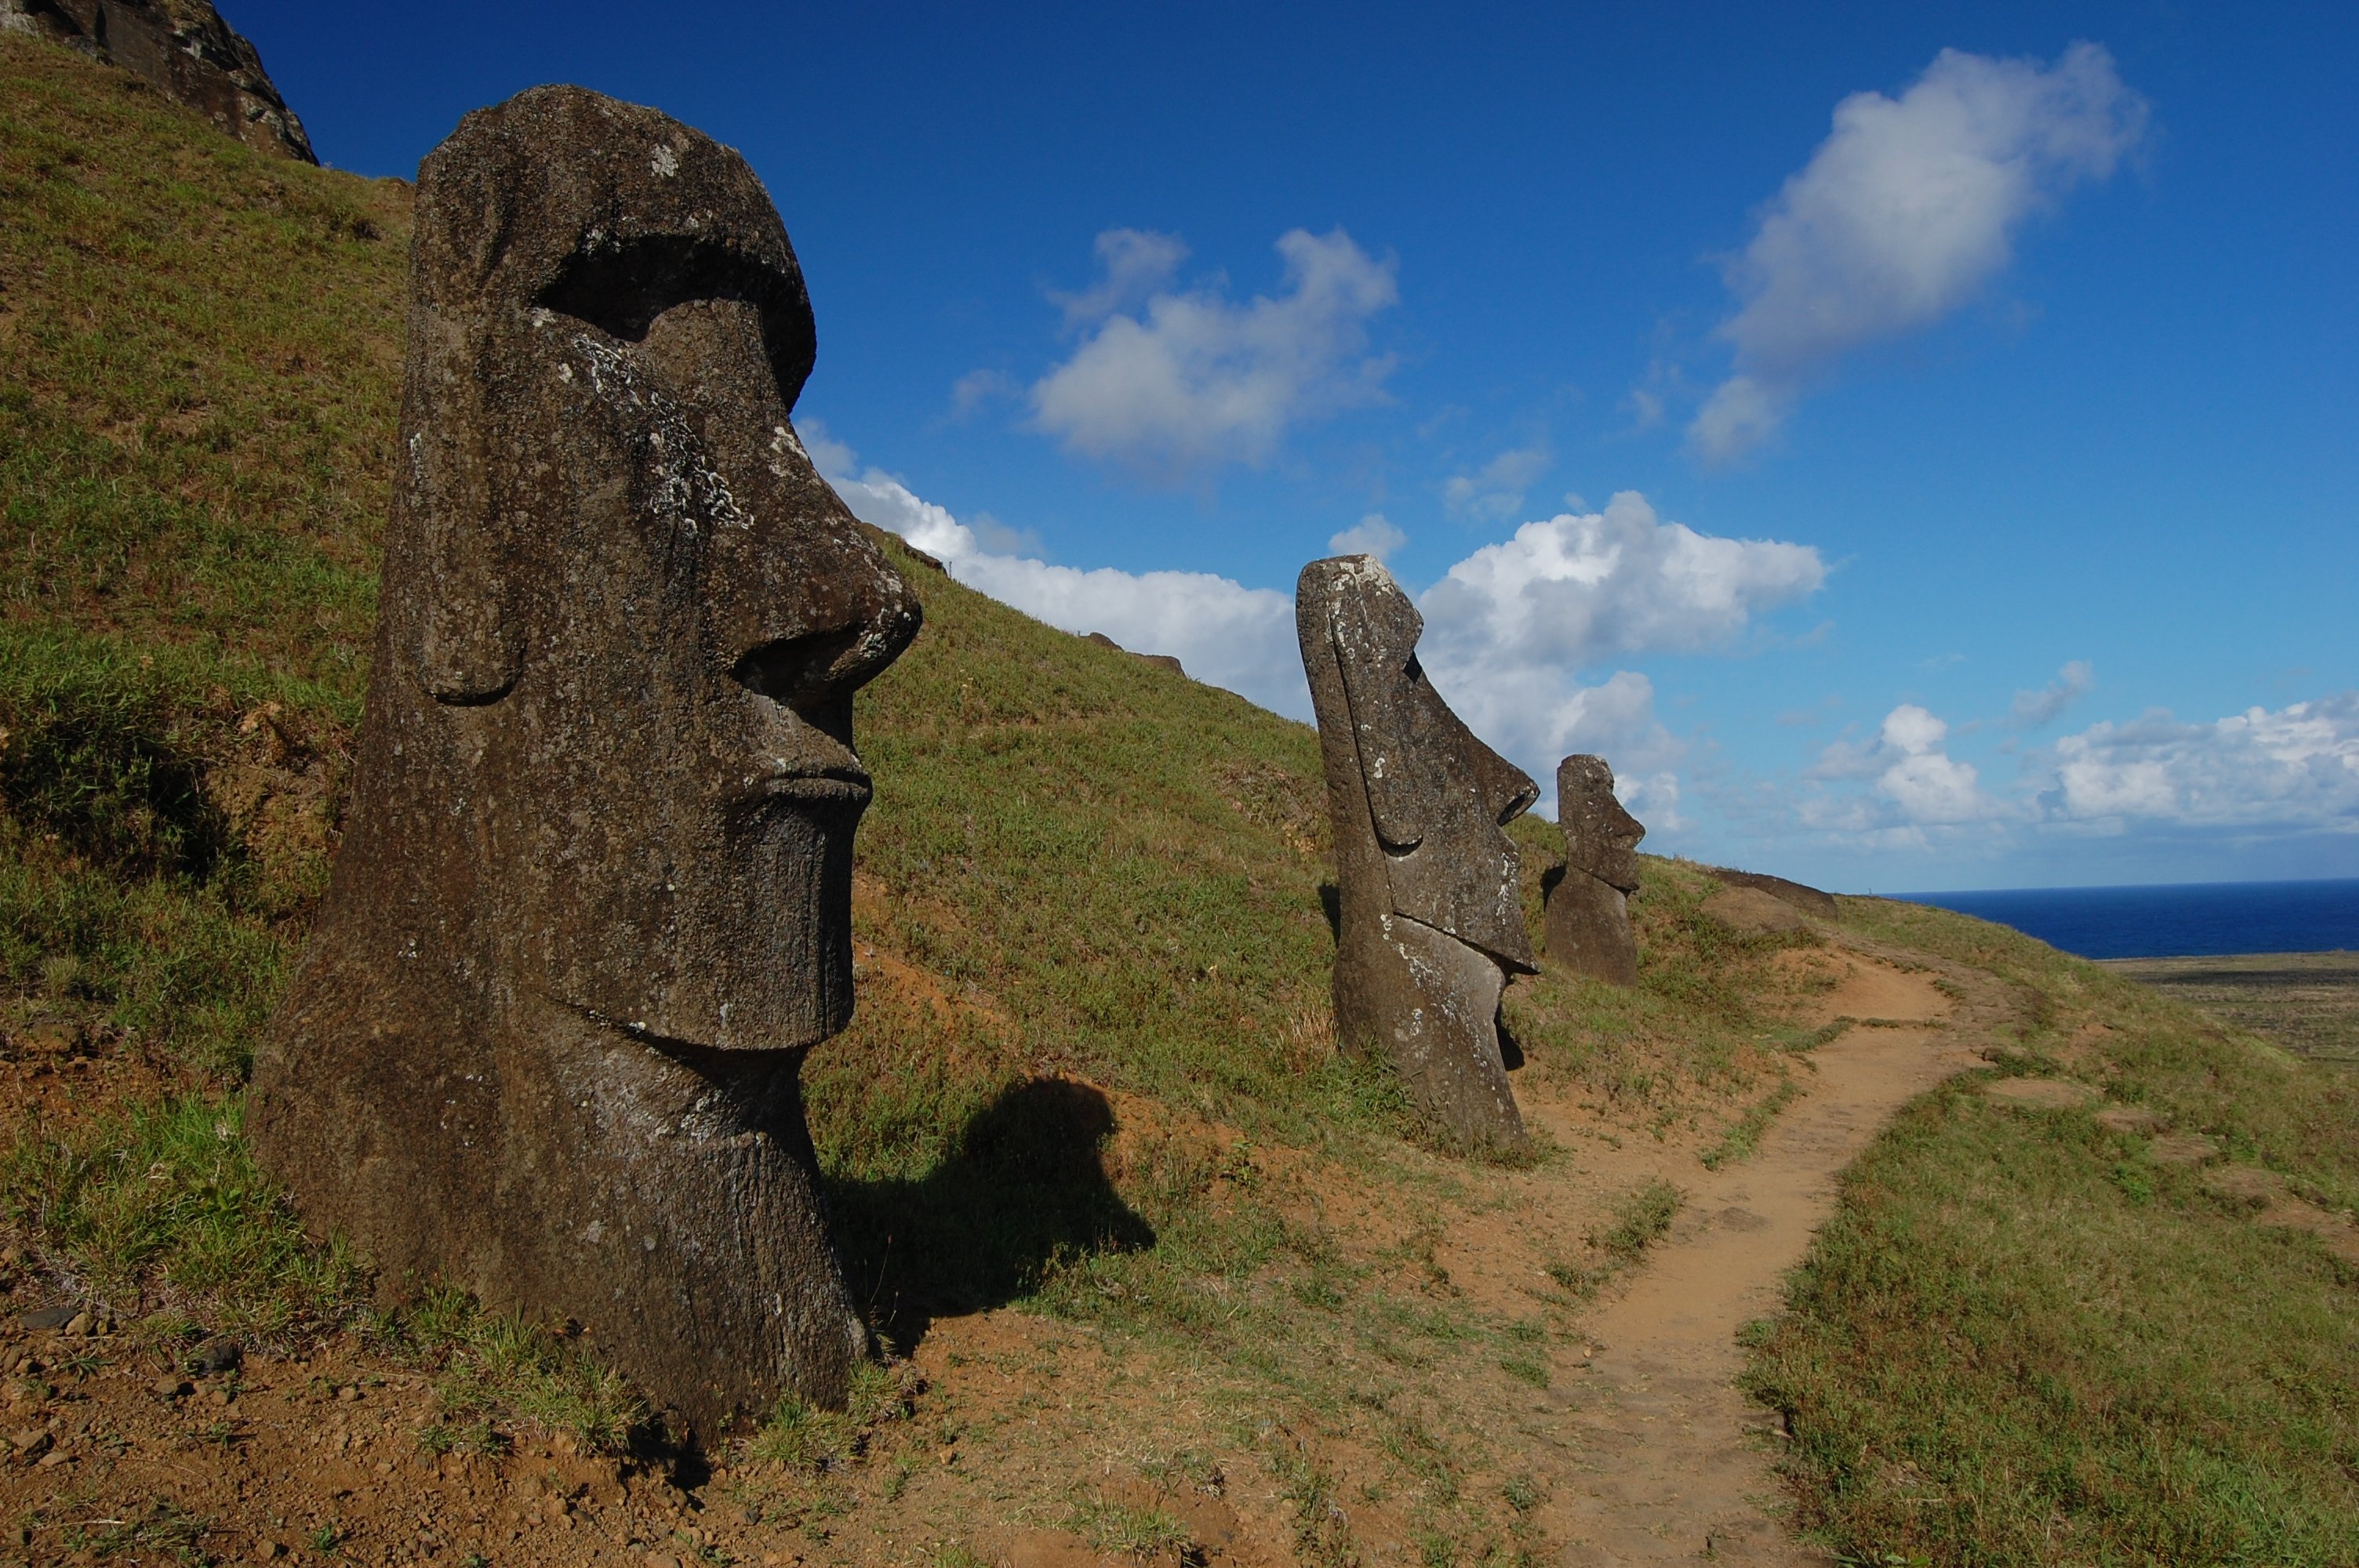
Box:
751;767;873;809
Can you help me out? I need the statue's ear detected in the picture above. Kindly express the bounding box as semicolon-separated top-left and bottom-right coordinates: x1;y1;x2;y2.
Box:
398;305;522;704
1329;579;1430;851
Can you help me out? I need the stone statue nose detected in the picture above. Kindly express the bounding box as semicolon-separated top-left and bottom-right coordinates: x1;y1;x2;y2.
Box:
1469;737;1539;827
726;549;921;753
732;601;907;718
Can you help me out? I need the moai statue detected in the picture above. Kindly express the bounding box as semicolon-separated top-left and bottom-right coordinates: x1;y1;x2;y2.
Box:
1544;756;1646;985
249;86;921;1432
1296;557;1539;1152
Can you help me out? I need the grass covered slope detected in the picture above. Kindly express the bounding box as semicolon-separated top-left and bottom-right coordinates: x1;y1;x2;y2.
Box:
5;34;2358;1568
1748;900;2359;1565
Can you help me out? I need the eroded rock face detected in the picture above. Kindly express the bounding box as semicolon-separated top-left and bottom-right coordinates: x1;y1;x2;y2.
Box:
250;86;920;1432
4;0;316;162
1544;756;1645;986
1296;557;1538;1151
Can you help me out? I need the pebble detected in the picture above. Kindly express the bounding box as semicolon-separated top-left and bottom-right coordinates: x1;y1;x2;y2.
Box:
61;1312;92;1338
16;1306;75;1333
152;1377;191;1399
191;1337;242;1374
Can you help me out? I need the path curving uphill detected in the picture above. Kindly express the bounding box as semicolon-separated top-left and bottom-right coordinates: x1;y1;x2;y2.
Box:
1532;948;2009;1566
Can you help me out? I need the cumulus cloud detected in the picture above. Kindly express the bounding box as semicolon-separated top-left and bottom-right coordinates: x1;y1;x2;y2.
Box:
2038;695;2359;830
1443;444;1551;522
1047;228;1190;327
1794;688;2359;854
812;433;1828;829
1029;227;1399;479
1692;42;2148;462
1417;492;1827;673
805;423;1305;714
2009;659;2094;728
1327;513;1406;562
1413;492;1827;818
1808;703;1999;827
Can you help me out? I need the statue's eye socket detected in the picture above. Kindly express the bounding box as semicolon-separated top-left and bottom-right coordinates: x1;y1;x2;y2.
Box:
535;235;810;380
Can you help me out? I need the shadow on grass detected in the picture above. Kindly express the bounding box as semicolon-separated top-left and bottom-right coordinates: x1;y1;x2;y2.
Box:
827;1077;1154;1355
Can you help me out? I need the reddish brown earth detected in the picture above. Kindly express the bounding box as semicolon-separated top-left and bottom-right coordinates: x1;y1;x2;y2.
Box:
0;927;2019;1568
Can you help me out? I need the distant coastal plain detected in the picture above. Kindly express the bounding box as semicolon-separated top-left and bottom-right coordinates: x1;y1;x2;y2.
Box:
2102;950;2359;1065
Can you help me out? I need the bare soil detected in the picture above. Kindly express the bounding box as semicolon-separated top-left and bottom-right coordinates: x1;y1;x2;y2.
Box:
0;933;2020;1568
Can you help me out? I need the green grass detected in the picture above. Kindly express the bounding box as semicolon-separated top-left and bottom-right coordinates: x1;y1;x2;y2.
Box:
1505;849;1825;1130
6;31;2359;1566
2;1091;357;1338
380;1286;650;1457
1746;900;2359;1566
1543;1177;1685;1302
1066;1494;1195;1559
1701;1076;1801;1170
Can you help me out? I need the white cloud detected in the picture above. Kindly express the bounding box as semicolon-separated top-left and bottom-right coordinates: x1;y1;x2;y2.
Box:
2009;659;2094;728
1882;702;1950;755
807;425;1306;715
1688;376;1793;465
798;419;858;480
1691;42;2148;463
1412;492;1826;819
1416;492;1827;672
814;434;1827;831
2038;695;2359;830
1442;444;1551;522
1808;702;2001;826
1029;227;1399;480
949;368;1018;420
1792;690;2359;855
1327;513;1406;562
1048;228;1189;327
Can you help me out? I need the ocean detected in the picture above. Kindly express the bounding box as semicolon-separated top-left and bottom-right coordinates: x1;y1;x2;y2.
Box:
1900;878;2359;960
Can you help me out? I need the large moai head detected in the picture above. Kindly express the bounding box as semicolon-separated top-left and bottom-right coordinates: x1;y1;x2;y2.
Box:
253;86;919;1432
387;84;920;1046
1297;556;1538;1150
1544;755;1647;987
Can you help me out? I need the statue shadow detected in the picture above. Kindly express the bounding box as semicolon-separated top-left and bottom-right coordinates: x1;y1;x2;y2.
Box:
1319;881;1342;942
827;1077;1154;1356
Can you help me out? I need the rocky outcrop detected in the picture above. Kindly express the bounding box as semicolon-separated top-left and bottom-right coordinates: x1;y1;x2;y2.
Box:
1297;555;1538;1152
250;86;922;1432
1084;630;1185;678
1544;755;1645;985
1699;864;1837;920
2;0;315;162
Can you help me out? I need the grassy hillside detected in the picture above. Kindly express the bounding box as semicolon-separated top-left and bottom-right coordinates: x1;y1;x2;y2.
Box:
3;33;2356;1568
1745;902;2359;1564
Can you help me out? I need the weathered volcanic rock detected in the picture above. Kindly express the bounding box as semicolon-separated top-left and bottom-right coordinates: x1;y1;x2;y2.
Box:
1544;756;1645;986
249;86;921;1432
1699;864;1838;920
1296;556;1538;1152
1083;630;1186;678
4;0;316;162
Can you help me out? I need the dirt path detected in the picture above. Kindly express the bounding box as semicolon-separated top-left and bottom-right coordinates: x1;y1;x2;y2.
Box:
1532;953;1992;1566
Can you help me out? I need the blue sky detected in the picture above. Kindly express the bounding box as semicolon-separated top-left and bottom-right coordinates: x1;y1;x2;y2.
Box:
236;1;2357;892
